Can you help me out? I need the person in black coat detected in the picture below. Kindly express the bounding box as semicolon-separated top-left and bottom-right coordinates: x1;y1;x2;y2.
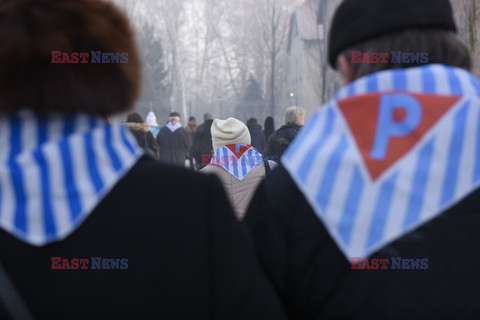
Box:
192;113;214;170
246;117;265;151
0;1;286;319
0;157;287;320
245;165;480;319
245;0;480;318
124;112;160;160
156;112;192;167
263;106;305;161
263;116;275;143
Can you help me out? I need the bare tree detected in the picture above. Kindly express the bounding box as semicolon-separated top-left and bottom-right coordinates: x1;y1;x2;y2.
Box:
109;0;295;123
252;0;290;118
452;0;480;76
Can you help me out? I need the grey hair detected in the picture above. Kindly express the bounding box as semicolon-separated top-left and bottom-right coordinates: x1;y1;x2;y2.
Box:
285;106;305;125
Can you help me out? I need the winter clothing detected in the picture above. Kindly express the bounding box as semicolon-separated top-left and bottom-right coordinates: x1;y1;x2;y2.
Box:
245;164;480;320
0;111;143;246
263;129;274;143
156;124;192;166
185;121;197;140
192;119;214;170
327;0;457;68
248;124;265;151
145;112;160;138
185;121;198;169
202;144;275;219
263;117;275;145
211;118;251;151
149;126;160;139
125;122;160;160
263;124;302;161
146;111;159;127
0;155;287;320
0;111;286;319
202;160;272;220
245;64;480;319
166;121;182;132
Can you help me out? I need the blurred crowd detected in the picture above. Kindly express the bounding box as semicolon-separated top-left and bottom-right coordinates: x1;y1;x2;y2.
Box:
0;0;479;319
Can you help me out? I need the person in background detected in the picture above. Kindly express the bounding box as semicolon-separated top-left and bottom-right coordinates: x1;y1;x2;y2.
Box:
145;110;160;138
146;111;159;127
263;106;305;161
184;116;197;141
192;112;214;170
156;112;192;166
201;118;275;220
184;116;197;169
245;0;480;318
263;116;275;144
0;1;287;319
124;112;160;160
246;117;265;151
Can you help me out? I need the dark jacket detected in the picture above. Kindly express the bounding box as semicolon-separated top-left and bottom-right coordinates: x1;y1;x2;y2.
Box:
263;125;302;160
244;164;480;320
263;128;274;144
125;122;160;160
192;119;214;170
0;157;287;320
156;126;192;166
185;122;197;140
248;125;265;151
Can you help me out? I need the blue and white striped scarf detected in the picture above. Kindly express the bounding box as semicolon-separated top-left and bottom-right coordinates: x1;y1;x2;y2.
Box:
0;110;143;246
283;64;480;259
210;145;264;180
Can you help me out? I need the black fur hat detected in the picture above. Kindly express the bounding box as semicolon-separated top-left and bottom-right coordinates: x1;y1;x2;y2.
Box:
327;0;457;68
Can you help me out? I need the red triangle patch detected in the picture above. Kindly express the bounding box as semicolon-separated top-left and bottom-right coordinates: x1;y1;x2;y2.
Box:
338;92;461;181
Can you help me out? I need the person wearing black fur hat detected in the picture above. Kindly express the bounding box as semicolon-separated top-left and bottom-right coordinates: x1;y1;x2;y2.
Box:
245;0;480;318
0;0;287;319
156;111;192;166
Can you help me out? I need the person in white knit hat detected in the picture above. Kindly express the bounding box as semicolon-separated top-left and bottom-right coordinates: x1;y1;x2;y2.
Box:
201;117;276;219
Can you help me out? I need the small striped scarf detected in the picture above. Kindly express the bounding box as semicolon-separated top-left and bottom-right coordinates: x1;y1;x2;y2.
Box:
283;64;480;259
0;110;143;246
210;145;263;180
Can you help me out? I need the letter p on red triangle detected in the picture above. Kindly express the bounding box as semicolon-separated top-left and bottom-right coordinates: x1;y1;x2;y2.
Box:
338;93;461;181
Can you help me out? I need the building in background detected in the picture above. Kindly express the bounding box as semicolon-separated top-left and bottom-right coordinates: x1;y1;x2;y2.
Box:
451;0;480;77
287;0;342;119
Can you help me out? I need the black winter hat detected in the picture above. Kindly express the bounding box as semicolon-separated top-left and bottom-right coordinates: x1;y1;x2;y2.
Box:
327;0;457;68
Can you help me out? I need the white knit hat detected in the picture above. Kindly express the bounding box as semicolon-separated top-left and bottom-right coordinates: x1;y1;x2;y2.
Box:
211;118;251;151
146;111;158;127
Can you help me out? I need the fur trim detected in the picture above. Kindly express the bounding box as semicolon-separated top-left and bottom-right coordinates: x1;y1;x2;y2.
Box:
124;122;150;132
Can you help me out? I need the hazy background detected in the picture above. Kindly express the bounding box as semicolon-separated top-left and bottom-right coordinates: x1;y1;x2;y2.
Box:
109;0;480;127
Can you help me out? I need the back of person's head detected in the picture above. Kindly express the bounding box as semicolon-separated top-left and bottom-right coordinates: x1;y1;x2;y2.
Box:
146;111;158;126
126;112;144;124
327;0;470;82
0;0;140;117
211;117;251;151
204;113;213;122
264;116;274;131
246;117;259;129
188;116;196;122
285;106;305;126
